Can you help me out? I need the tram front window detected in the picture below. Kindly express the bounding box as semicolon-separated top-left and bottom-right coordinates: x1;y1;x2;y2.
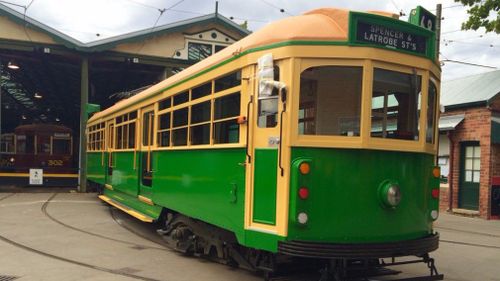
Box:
53;139;71;155
371;68;422;140
298;66;363;136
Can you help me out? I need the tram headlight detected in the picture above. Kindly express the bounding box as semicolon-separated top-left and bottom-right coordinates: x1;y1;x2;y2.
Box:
378;181;402;208
430;210;439;220
297;212;308;224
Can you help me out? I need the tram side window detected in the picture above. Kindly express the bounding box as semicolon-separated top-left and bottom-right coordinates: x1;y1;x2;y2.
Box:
116;112;137;149
142;111;155;146
258;66;280;128
37;135;51;155
158;112;171;147
215;71;241;92
371;69;421;140
190;101;211;145
0;134;15;153
16;135;34;154
426;80;438;144
172;108;188;146
214;92;241;143
298;66;363;136
192;82;212;100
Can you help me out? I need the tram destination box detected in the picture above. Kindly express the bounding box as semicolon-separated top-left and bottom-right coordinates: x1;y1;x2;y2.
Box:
349;11;436;60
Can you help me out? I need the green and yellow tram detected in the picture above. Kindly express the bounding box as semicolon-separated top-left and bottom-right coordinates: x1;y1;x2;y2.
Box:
87;7;442;280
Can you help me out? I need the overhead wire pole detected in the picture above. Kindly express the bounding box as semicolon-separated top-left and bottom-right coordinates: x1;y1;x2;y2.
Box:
436;4;442;61
78;57;89;192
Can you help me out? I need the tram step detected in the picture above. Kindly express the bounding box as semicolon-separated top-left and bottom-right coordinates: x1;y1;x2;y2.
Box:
98;195;154;223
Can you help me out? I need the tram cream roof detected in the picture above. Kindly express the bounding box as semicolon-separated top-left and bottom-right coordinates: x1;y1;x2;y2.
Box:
89;8;396;122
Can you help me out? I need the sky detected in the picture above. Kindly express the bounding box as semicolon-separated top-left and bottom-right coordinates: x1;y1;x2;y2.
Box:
2;0;499;81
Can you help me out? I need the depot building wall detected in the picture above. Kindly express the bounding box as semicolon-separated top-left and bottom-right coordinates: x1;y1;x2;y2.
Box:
439;100;499;219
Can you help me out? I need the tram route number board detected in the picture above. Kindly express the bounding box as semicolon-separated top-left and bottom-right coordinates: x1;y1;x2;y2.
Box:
29;168;43;185
355;20;427;55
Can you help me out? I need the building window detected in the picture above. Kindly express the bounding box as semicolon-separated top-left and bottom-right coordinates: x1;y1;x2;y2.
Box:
464;145;481;183
371;68;421;140
188;42;212;61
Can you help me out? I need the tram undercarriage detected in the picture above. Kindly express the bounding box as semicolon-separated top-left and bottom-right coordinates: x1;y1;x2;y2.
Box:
156;211;443;281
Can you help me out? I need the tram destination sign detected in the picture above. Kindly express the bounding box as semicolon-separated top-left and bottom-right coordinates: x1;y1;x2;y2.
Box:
354;19;429;56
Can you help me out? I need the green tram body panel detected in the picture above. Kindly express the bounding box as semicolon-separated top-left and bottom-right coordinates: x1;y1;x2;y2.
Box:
287;147;436;244
87;152;107;185
88;146;438;253
109;152;140;197
152;148;247;242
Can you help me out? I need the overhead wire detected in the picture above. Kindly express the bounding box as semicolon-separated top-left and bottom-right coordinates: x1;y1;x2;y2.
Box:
0;0;24;8
135;0;186;54
257;0;293;16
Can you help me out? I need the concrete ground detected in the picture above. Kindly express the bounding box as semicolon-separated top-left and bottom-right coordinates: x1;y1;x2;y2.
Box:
0;191;499;281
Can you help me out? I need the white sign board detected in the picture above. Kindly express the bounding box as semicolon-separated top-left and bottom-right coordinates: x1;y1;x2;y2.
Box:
29;169;43;185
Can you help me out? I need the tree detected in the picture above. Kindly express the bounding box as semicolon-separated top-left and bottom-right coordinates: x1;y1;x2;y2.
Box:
456;0;500;33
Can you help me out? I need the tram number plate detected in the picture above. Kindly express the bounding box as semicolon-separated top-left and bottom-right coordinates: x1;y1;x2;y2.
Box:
355;20;427;55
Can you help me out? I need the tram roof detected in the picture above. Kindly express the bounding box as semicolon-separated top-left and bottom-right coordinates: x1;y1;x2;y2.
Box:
89;8;399;122
14;124;72;134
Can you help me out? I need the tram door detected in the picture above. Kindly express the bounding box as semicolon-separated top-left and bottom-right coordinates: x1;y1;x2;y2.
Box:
105;121;114;187
139;107;155;202
247;63;282;228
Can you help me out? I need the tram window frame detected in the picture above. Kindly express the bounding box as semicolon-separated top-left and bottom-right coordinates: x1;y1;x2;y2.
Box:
214;92;241;144
37;135;51;155
371;68;422;141
53;137;72;155
157;112;171;147
258;65;280;128
114;112;137;150
87;122;105;152
155;69;243;148
426;79;438;144
297;66;363;136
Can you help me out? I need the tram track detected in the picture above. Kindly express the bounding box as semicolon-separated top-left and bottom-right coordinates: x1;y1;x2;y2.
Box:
440;239;500;250
0;193;167;281
41;193;167;251
0;233;165;281
0;193;15;201
435;226;500;238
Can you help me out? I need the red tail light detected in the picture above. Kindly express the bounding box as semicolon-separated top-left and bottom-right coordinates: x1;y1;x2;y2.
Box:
431;189;440;199
298;187;309;200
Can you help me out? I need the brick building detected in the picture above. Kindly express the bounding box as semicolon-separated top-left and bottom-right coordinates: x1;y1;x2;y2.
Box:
438;70;500;219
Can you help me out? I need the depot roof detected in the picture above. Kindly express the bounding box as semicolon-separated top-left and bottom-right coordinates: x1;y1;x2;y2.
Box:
0;2;249;52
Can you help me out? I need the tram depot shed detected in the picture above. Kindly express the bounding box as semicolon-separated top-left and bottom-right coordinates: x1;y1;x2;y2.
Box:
0;3;249;190
438;69;500;220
